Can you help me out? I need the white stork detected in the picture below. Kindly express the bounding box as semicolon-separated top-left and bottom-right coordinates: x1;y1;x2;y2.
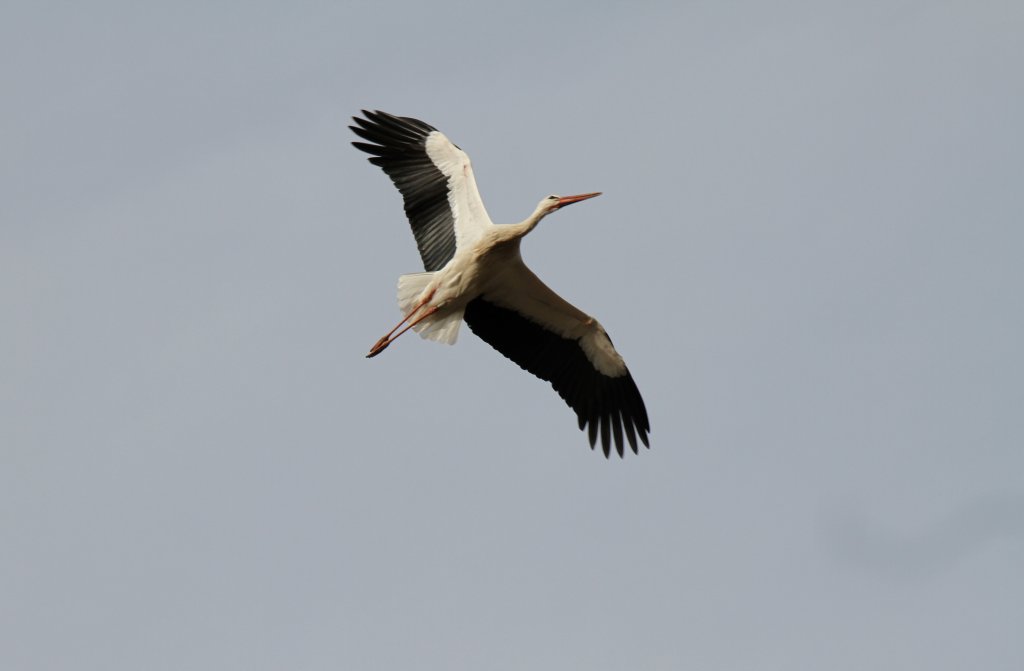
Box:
351;110;649;457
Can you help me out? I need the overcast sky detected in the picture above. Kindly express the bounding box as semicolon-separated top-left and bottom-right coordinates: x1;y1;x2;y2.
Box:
2;1;1023;669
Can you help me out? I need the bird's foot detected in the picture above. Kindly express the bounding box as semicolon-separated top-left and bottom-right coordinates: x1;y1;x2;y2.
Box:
366;336;391;358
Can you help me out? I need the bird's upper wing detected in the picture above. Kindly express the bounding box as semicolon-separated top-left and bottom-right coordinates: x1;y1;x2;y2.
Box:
350;110;493;271
463;259;650;457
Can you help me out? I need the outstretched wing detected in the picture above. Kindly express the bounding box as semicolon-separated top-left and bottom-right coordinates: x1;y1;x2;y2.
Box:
350;110;493;271
464;261;650;457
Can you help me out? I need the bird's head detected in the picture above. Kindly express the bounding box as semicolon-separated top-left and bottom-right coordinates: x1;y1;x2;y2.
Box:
537;192;602;218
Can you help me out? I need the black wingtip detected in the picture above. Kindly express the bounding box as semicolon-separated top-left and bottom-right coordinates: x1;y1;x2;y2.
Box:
600;415;611;458
351;112;373;128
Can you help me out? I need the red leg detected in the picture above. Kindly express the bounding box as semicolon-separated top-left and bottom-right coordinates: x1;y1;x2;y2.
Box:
366;304;440;358
365;288;436;357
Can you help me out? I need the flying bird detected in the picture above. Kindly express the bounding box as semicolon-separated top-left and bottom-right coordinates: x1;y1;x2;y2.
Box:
351;110;649;457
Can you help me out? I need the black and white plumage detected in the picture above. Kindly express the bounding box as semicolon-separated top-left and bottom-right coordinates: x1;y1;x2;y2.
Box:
351;110;649;457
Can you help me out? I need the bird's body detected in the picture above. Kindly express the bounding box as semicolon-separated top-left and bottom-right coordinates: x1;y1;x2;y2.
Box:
351;110;649;456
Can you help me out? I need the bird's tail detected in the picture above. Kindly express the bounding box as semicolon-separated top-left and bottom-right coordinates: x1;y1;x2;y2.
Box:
396;272;463;345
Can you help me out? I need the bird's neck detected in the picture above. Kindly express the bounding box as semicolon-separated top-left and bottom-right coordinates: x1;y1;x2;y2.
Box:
501;209;546;242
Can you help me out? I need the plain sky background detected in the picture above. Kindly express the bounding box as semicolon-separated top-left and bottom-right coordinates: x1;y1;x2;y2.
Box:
2;1;1023;669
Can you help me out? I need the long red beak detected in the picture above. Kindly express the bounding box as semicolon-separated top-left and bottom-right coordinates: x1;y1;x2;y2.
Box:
556;192;602;209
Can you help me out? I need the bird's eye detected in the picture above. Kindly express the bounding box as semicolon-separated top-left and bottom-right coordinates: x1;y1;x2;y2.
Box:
547;195;558;200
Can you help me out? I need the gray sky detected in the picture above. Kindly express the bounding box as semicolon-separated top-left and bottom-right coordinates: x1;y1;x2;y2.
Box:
3;1;1023;669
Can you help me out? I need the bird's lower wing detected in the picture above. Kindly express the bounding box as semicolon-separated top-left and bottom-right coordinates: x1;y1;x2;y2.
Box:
464;262;649;457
